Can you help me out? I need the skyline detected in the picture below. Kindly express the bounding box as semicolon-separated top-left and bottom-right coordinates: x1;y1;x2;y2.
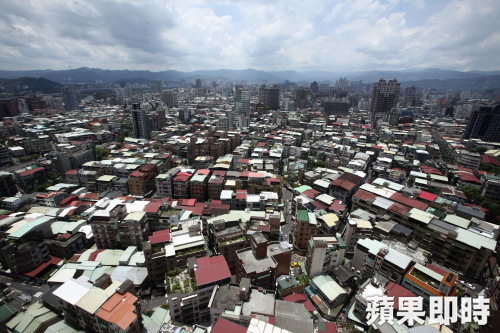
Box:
1;0;499;72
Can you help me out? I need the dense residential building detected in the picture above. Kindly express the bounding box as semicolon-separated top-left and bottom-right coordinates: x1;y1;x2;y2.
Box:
236;232;292;290
401;263;458;310
293;208;321;255
2;69;500;332
306;235;346;278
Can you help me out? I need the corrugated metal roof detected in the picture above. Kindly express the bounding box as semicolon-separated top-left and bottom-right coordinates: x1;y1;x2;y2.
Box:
443;214;471;229
311;275;346;303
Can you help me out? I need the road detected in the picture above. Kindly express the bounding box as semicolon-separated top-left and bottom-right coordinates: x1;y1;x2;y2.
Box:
281;186;294;244
139;294;167;313
0;161;40;173
0;276;51;311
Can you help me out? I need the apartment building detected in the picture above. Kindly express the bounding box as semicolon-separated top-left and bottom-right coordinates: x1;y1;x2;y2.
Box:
293;208;321;255
342;218;373;256
190;169;210;201
401;263;457;310
306;235;346;278
236;232;292;290
208;171;226;200
128;164;158;197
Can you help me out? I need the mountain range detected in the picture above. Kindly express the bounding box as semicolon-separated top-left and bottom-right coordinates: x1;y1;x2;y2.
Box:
1;67;500;90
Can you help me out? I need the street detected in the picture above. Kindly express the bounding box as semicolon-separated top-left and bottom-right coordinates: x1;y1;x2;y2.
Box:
139;294;167;313
281;186;293;243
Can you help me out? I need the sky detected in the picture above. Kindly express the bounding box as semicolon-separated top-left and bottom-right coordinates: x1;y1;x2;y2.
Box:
1;0;499;72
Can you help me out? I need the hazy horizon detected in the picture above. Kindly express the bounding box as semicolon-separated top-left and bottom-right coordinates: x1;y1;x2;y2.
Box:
1;0;499;72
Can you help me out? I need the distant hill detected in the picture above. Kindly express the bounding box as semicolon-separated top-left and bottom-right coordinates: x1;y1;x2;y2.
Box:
0;76;62;94
1;67;500;90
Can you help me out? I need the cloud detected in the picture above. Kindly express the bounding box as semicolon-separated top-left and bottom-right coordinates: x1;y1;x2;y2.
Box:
0;0;498;72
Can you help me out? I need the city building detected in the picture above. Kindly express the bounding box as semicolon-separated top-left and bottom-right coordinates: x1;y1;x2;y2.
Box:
62;85;79;111
369;78;400;125
462;104;500;143
306;235;346;278
293;208;321;255
236;232;292;290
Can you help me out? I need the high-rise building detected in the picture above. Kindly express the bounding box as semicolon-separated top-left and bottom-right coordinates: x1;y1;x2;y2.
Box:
131;103;150;140
462;104;500;143
61;85;79;111
160;89;178;108
155;79;163;93
369;78;400;124
233;89;250;118
295;87;309;109
130;102;165;140
310;81;319;97
258;84;280;110
195;78;202;89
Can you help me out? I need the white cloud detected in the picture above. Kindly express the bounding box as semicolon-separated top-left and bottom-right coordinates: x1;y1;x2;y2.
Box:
0;0;498;71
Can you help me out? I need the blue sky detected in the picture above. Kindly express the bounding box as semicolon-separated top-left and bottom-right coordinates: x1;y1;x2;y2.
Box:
0;0;499;72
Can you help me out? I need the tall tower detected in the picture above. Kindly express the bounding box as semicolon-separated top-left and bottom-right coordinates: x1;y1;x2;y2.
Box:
295;87;309;109
62;85;79;111
233;89;250;118
462;104;500;143
131;103;150;140
369;78;400;124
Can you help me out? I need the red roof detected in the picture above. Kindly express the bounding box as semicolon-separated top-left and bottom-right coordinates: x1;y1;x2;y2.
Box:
181;202;205;215
457;166;474;174
65;169;77;175
237;158;249;164
421;165;443;176
235;190;247;200
212;318;247;333
88;249;105;261
331;173;362;190
303;189;321;199
144;200;163;213
455;171;481;185
388;203;411;216
385;282;417;310
353;189;377;202
19;167;45;177
178;198;196;207
427;264;446;276
482;155;500;166
212;170;226;177
463;203;487;213
390;193;428;211
25;256;62;278
418;190;438;202
129;170;144;178
195;169;210;175
329;200;346;213
149;229;171;244
59;195;78;207
317;322;338;333
266;178;281;186
311;201;328;211
258;225;271;232
282;293;315;312
195;255;231;287
174;172;192;182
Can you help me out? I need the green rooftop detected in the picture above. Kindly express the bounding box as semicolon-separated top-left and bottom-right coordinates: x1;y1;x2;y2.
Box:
297;209;309;222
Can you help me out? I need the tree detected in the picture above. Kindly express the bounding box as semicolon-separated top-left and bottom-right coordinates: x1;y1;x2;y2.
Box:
462;186;481;202
95;147;111;161
117;129;130;143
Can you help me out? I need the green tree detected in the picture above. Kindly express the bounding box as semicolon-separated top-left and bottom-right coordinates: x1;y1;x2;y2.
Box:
95;147;111;161
117;130;130;143
462;186;481;202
